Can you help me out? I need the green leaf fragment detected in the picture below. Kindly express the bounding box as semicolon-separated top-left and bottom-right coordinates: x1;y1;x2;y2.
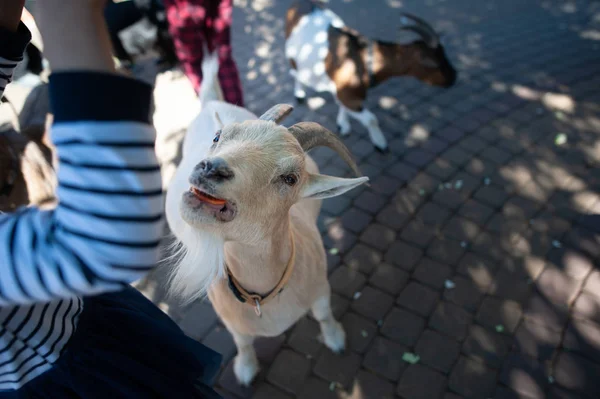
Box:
495;324;505;333
555;133;567;146
555;111;566;120
329;248;339;255
361;330;369;338
329;382;336;391
402;352;420;364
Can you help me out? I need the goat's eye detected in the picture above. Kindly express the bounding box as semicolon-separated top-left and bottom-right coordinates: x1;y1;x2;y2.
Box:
282;174;297;186
213;129;222;143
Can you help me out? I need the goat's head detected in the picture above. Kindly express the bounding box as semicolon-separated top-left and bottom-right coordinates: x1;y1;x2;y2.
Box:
399;12;456;88
179;104;368;243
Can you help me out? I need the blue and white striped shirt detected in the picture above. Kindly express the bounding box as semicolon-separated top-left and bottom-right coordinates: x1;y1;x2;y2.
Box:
0;23;164;391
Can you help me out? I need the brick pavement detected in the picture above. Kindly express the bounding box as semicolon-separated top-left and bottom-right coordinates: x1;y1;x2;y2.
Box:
3;0;599;398
145;0;600;398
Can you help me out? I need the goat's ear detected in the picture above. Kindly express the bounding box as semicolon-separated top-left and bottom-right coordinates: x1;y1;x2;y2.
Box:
213;111;224;129
301;173;369;200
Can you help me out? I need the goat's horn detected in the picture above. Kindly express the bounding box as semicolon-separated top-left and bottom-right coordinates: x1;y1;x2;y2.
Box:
288;122;361;177
259;104;294;124
400;12;439;48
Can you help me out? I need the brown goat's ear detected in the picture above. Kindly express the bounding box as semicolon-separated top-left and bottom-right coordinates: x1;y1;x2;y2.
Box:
259;104;294;124
301;173;369;200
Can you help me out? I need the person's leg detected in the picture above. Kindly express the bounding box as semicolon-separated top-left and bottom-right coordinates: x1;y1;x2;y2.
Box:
209;0;243;106
163;0;207;93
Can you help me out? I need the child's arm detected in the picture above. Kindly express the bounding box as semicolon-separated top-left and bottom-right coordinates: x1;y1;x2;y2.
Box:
0;1;165;305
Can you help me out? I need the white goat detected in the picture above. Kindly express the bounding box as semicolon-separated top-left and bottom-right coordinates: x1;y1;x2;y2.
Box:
165;53;369;385
285;0;457;152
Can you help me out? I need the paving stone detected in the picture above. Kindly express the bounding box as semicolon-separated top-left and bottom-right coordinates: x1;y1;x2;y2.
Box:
426;157;458;180
331;293;350;320
426;237;467;264
400;218;436;248
536;266;583;307
344;243;382;274
405;148;437;168
572;291;600;325
523;294;569;332
179;300;218;340
397;282;440;317
458;199;496;225
415;202;452;227
267;349;311;395
547;387;585;399
415;329;461;373
341;208;373;234
481;146;512;165
354;190;387;215
323;195;352;216
288;317;322;358
499;353;549;399
444;393;464;399
442;216;481;243
202;325;236;365
547;248;594;281
348;370;396;399
376;204;411;230
463;324;512;368
449;356;498;398
474;185;510;208
371;175;403;197
502;196;542;220
584;271;600;298
413;257;454;289
444;275;485;312
359;223;396;251
253;384;293;399
363;336;408;381
255;334;286;365
514;319;561;362
429;301;473;341
384;240;423;270
441;146;472;167
330;266;368;299
470;231;507;263
341;312;377;354
409;171;443;194
488;269;534;304
476;297;522;334
381;307;426;346
351;286;394;321
397;364;447;399
457;252;497;291
297;377;339;399
369;263;409;295
314;350;362;389
562;318;600;365
324;223;357;253
553;351;600;397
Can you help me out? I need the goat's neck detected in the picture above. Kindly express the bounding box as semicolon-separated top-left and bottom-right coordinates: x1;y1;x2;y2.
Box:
224;217;293;295
370;41;420;86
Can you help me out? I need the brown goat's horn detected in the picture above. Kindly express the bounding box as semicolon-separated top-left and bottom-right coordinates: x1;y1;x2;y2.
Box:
288;122;362;178
259;104;294;124
400;12;439;48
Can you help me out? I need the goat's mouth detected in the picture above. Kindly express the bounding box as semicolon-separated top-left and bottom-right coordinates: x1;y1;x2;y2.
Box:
182;186;237;223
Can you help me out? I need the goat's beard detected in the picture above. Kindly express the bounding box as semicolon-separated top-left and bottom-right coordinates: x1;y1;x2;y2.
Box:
166;228;225;304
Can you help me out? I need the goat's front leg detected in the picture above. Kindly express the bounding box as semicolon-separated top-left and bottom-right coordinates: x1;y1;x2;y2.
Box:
312;293;346;353
344;106;388;152
336;105;351;136
231;331;259;386
289;66;306;103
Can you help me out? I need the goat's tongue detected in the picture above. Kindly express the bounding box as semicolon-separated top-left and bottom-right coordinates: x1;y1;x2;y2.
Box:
191;188;226;206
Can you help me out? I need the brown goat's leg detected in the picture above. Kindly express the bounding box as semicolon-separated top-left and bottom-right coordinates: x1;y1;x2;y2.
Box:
231;331;259;386
312;293;346;353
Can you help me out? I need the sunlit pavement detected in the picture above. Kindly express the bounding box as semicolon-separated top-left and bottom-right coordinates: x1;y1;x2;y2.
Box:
3;0;600;397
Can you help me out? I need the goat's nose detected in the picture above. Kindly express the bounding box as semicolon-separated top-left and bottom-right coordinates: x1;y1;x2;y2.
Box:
196;157;234;181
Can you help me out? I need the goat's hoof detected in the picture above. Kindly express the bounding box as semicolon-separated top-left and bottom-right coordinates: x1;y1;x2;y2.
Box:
234;353;260;386
375;145;390;154
295;96;306;104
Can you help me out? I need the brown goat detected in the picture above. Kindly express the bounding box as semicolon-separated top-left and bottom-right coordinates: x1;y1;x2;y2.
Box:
285;0;457;152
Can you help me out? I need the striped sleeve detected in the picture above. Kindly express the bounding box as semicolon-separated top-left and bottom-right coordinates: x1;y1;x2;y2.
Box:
0;72;165;306
0;22;32;98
